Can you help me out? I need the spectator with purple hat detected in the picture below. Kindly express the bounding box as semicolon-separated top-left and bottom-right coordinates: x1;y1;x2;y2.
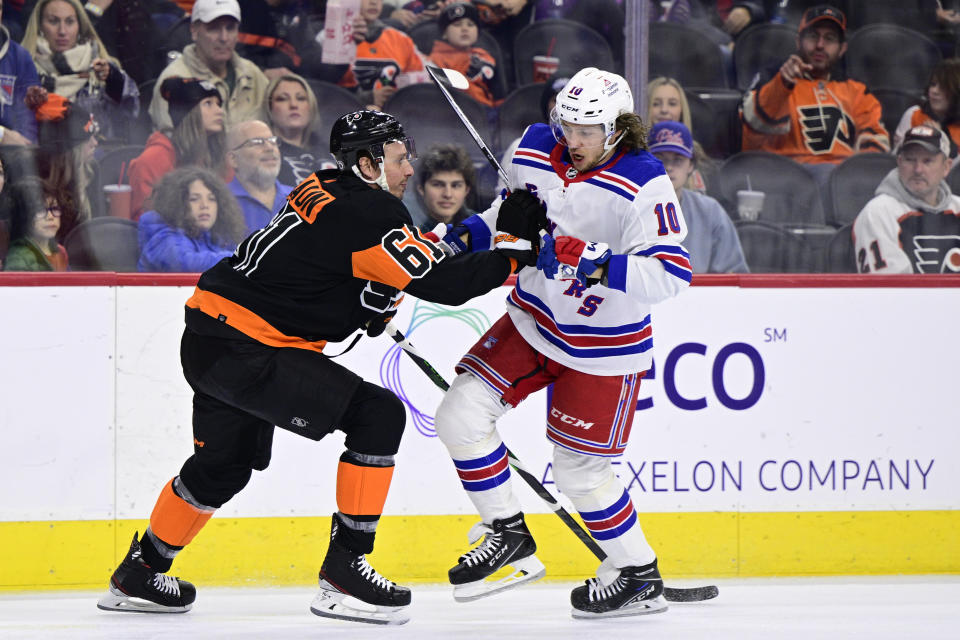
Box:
649;120;748;273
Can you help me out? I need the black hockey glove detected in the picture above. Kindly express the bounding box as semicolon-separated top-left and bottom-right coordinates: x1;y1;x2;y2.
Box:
493;232;538;271
496;189;548;243
365;312;395;338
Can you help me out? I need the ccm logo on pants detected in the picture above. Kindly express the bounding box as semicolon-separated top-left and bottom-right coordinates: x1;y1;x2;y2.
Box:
550;408;594;429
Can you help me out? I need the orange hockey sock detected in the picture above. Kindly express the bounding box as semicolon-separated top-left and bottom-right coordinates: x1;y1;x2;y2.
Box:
335;461;395;518
149;478;215;548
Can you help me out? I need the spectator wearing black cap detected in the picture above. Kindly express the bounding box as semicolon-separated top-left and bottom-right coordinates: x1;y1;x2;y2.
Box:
21;0;140;143
150;0;269;131
128;77;228;219
26;87;100;240
853;125;960;274
427;2;503;107
740;4;889;186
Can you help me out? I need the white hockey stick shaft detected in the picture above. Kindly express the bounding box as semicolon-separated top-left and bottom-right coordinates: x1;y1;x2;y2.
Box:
425;66;513;190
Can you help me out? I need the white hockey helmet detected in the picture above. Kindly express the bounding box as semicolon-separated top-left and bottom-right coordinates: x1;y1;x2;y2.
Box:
550;67;634;152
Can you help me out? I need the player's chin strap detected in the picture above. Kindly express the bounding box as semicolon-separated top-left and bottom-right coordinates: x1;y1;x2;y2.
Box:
352;160;390;191
602;130;625;153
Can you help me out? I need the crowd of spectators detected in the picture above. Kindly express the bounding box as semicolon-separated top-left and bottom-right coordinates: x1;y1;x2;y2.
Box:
0;0;959;275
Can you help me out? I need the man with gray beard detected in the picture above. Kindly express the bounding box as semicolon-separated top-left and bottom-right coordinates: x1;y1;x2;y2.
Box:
227;120;293;232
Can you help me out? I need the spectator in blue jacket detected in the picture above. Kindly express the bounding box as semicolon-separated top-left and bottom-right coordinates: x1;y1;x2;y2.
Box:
137;166;247;272
0;0;40;145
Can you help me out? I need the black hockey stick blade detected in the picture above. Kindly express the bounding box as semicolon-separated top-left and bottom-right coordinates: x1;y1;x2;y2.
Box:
385;323;719;603
663;585;719;602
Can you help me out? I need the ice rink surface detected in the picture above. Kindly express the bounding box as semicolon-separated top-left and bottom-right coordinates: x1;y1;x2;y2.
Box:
2;576;958;639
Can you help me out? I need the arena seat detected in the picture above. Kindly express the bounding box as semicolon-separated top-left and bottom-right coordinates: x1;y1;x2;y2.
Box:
383;84;494;166
733;23;797;91
307;81;365;129
496;82;545;152
846;25;941;94
734;220;812;273
825;153;897;227
718;151;825;226
97;145;145;187
64;218;140;272
824;223;857;273
871;87;923;144
512;19;615;86
649;22;728;89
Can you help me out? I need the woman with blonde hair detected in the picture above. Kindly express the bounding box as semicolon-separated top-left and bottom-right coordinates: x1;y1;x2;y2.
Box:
137;166;247;272
261;73;334;186
646;76;713;192
128;77;228;219
21;0;139;142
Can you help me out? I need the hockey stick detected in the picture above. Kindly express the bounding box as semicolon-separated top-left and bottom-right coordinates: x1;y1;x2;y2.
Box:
384;322;718;603
425;66;513;190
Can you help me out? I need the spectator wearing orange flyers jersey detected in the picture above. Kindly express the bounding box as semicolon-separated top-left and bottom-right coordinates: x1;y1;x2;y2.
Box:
337;0;429;109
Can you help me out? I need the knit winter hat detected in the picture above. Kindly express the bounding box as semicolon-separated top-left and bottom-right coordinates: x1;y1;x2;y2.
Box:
438;2;480;33
160;77;222;129
28;90;99;151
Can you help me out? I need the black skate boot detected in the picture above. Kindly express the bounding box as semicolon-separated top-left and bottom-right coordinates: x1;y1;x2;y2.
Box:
570;559;667;619
448;512;545;602
96;532;196;613
310;515;411;625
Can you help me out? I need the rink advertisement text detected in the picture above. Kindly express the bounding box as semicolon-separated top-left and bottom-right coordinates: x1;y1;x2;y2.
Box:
541;458;936;494
2;283;957;522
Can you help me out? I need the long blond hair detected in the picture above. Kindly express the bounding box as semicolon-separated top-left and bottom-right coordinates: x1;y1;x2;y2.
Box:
261;73;323;148
21;0;121;68
645;77;693;130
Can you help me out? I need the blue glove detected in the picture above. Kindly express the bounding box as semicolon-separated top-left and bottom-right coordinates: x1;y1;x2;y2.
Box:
537;235;611;285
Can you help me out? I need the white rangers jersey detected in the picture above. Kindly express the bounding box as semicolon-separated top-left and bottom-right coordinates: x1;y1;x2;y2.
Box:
462;123;692;376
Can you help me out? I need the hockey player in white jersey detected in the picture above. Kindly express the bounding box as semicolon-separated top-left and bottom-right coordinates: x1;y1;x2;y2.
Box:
433;68;692;619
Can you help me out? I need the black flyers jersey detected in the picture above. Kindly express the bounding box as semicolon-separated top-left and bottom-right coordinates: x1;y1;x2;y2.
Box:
185;170;512;350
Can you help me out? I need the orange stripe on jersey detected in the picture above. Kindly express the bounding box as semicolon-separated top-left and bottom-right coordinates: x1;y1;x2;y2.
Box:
352;226;445;288
149;479;215;548
352;244;414;289
336;461;395;516
186;288;328;353
287;174;336;223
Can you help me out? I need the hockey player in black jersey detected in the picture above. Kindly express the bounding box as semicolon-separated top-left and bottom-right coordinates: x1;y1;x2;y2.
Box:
96;110;542;625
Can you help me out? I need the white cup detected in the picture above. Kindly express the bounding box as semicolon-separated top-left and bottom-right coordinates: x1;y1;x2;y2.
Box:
737;189;765;221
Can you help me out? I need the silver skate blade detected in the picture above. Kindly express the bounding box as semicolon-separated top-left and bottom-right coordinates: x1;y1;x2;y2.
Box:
453;555;546;602
570;595;668;620
310;589;410;626
96;586;191;614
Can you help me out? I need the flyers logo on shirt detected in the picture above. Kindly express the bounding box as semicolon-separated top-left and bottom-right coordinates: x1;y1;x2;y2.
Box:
798;104;855;154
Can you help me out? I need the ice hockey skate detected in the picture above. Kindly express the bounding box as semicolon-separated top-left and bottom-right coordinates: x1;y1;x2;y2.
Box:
310;516;411;625
449;512;545;602
570;560;668;619
96;532;196;613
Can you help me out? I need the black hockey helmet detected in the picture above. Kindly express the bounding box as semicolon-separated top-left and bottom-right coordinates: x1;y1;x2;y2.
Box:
329;110;416;173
